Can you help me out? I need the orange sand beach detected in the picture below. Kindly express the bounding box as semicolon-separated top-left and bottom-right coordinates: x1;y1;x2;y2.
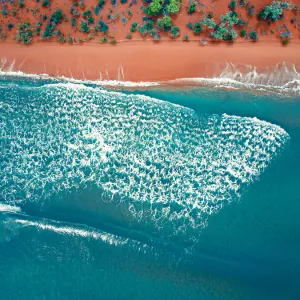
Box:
0;41;300;82
0;0;299;82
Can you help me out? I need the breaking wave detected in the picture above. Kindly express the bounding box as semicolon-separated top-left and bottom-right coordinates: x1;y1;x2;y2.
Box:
1;58;300;95
0;58;159;88
170;62;300;96
0;80;290;243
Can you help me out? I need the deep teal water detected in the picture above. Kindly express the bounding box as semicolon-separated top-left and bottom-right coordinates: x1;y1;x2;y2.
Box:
0;78;300;299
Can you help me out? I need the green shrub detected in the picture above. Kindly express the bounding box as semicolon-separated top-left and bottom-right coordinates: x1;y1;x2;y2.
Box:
193;22;202;35
240;29;247;37
98;20;109;33
170;26;180;38
99;35;108;43
247;4;256;16
42;0;51;7
139;21;154;37
51;9;64;24
7;24;14;30
211;26;237;42
15;21;32;44
223;29;237;41
187;22;193;30
282;38;290;45
258;1;291;21
183;34;189;41
228;0;236;10
130;22;138;32
167;0;181;14
239;0;246;7
188;2;196;14
147;0;163;15
249;30;258;41
80;21;90;33
18;0;24;8
201;18;216;29
42;22;55;39
126;33;132;39
156;16;172;31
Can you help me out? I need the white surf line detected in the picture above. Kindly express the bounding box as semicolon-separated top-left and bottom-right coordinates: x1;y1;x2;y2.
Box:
13;218;129;246
0;69;160;88
0;203;21;213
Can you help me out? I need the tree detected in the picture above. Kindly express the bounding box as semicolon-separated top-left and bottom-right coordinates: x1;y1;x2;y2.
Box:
258;1;291;21
156;16;172;31
51;9;64;24
188;2;196;14
147;0;163;16
167;0;181;14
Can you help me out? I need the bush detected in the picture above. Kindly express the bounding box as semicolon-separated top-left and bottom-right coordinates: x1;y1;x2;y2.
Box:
223;29;237;41
167;0;181;14
7;24;14;30
126;33;132;39
282;38;290;45
18;0;24;8
188;2;196;14
139;21;154;37
42;22;55;39
249;30;258;41
51;9;64;24
15;21;32;44
156;16;172;31
211;26;237;42
98;20;109;33
147;0;163;15
183;34;189;41
228;0;236;10
240;29;247;37
130;22;138;32
201;18;216;29
187;22;193;30
193;22;202;35
258;1;291;21
99;35;107;43
42;0;51;7
170;26;180;38
80;21;89;33
246;4;256;16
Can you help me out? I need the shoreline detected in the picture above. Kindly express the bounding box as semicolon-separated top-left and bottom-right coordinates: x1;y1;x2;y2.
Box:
0;41;300;83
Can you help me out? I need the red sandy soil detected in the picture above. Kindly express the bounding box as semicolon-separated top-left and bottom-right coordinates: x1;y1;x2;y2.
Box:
0;0;299;81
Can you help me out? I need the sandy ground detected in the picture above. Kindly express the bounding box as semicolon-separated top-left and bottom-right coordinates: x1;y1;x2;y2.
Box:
0;41;299;82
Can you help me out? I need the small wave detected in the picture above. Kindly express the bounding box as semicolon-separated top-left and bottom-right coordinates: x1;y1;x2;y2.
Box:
13;218;128;246
0;203;21;213
0;69;159;88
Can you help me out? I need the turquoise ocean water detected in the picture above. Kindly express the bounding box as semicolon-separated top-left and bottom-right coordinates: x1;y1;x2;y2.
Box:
0;76;300;299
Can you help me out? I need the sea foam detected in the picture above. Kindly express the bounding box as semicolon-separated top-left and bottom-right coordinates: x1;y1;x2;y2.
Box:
171;62;300;96
0;80;290;241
